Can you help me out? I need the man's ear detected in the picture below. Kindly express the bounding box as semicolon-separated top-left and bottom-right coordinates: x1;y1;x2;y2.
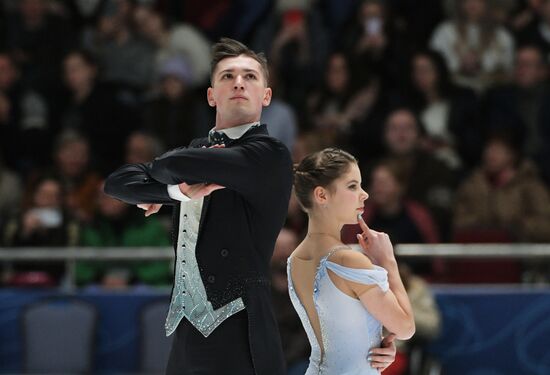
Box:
262;87;272;107
207;87;216;107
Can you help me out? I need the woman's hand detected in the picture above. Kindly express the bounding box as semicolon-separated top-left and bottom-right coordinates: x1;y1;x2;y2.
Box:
369;333;397;370
356;215;395;265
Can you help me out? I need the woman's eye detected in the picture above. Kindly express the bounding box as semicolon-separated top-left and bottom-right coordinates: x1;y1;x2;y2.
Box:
349;185;357;190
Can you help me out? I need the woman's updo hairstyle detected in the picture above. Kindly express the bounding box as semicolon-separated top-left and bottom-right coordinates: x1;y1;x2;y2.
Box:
293;148;357;210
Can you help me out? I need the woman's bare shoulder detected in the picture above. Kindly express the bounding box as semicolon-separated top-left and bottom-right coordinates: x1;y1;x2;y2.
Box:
329;249;374;270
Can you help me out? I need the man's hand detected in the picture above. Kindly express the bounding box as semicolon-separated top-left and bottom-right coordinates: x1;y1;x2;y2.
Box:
369;333;396;371
137;203;163;217
178;182;225;199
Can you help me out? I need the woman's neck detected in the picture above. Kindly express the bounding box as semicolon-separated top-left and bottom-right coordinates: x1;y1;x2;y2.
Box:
306;214;343;245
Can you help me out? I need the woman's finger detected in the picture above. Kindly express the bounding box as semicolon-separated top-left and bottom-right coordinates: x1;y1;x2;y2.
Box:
369;347;395;356
357;233;368;250
357;214;370;234
368;354;393;363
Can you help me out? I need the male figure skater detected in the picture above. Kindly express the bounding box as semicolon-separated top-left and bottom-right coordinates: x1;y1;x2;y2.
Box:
105;37;290;375
105;38;396;374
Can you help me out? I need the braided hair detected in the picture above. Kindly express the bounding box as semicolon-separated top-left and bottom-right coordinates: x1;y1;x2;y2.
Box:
293;148;357;210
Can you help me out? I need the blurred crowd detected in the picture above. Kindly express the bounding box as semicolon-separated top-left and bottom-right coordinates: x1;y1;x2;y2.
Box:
2;0;550;373
0;0;549;283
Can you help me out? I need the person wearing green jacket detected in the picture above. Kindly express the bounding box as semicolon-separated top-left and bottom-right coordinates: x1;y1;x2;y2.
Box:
76;183;171;287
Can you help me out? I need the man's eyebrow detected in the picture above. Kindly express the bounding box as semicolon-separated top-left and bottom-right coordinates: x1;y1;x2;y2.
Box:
217;68;260;75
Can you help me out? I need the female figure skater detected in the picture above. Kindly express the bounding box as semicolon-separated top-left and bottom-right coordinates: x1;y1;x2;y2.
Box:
289;148;415;374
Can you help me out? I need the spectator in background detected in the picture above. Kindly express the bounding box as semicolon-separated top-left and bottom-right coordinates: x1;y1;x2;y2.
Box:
342;159;439;276
483;45;550;184
76;182;171;288
343;159;439;245
0;159;22;229
291;131;328;164
270;228;309;375
515;0;550;62
124;130;173;223
133;5;212;87
389;0;444;50
384;263;442;375
62;0;109;48
4;0;76;94
60;49;137;175
141;56;210;150
162;0;270;42
0;52;51;176
92;0;155;90
430;0;515;91
50;131;102;223
380;108;456;240
251;0;330;112
125;130;164;165
260;67;298;152
285;193;308;238
405;49;482;168
453;132;550;242
1;175;79;286
306;52;379;147
339;0;410;89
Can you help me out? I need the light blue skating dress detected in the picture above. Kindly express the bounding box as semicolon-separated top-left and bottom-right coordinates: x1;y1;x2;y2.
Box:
287;247;389;375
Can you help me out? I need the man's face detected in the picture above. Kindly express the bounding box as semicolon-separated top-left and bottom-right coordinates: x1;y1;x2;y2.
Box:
207;55;271;129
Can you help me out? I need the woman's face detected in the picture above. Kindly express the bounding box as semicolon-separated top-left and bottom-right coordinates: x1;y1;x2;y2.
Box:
369;166;402;208
412;55;438;93
326;54;349;94
325;163;369;224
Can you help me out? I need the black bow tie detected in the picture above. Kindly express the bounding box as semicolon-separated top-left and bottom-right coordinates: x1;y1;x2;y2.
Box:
208;129;231;145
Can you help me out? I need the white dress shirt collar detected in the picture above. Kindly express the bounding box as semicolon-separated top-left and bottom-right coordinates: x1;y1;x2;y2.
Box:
211;121;260;140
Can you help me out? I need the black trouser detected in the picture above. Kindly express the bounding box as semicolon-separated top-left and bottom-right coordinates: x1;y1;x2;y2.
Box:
165;310;255;375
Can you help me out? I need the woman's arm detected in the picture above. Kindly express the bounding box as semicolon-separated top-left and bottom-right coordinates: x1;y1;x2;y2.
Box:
355;218;415;340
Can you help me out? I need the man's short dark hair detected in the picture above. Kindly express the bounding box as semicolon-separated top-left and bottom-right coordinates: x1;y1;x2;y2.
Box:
210;37;269;85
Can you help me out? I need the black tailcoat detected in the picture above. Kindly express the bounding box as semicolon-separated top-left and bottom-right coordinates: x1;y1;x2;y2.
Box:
104;125;291;374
